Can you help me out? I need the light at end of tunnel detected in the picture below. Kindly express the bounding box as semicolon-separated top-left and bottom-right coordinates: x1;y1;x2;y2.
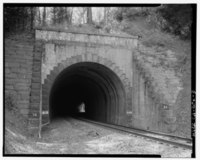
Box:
78;102;85;113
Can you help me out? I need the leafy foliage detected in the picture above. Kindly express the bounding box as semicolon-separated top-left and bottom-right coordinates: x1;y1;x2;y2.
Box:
114;5;193;39
4;7;35;33
157;4;192;39
4;6;193;39
114;7;150;22
51;7;72;25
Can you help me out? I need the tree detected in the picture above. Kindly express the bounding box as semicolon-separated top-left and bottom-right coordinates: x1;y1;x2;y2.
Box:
36;7;42;26
30;7;36;30
51;7;72;25
4;6;32;33
104;7;108;25
87;7;93;24
63;7;71;24
157;4;192;39
52;7;57;25
42;7;46;26
68;7;73;24
77;7;87;24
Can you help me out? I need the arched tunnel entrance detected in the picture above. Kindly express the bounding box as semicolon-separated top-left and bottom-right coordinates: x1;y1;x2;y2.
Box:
49;62;126;125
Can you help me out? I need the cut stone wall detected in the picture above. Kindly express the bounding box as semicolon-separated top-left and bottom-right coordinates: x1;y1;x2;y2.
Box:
35;28;135;128
41;54;132;126
41;42;133;86
35;28;138;49
36;29;136;87
5;38;34;117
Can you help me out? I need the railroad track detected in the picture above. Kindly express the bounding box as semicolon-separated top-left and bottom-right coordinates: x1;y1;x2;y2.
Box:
75;117;192;150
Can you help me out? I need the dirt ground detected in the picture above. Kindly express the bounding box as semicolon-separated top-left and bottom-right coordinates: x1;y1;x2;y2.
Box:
5;116;192;157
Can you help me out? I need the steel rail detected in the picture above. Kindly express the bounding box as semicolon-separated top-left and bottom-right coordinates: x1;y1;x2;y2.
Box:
76;117;192;150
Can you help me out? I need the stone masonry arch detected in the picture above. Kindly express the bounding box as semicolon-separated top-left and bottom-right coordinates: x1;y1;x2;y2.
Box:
41;54;132;126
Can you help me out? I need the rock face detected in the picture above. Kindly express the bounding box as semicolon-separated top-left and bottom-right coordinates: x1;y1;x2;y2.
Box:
5;28;187;137
134;44;184;134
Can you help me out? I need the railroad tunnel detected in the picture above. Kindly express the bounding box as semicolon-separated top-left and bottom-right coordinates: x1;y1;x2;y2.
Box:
49;62;126;125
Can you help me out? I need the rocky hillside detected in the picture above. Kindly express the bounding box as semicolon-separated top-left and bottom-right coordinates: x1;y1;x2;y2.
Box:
122;17;191;137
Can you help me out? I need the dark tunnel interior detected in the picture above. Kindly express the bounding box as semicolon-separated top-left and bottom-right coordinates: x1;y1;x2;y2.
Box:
49;62;126;125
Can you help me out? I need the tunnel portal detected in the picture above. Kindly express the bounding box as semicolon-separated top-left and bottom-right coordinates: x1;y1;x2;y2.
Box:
49;62;126;124
28;28;178;136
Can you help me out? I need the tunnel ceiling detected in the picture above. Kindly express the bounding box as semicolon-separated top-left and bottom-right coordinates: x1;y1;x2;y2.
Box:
49;62;126;125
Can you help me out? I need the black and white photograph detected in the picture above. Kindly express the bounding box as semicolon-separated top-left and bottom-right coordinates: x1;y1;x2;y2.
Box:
2;2;196;158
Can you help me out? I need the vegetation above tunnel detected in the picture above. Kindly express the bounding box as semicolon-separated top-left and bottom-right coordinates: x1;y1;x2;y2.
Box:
4;5;194;40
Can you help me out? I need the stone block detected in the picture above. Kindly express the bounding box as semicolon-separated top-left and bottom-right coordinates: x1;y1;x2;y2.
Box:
98;57;105;65
28;118;39;127
42;94;48;101
15;82;29;88
5;85;14;90
20;108;29;115
42;99;49;106
30;103;40;109
32;76;41;83
29;111;40;118
42;116;49;124
30;95;40;101
75;55;82;63
14;84;29;91
113;67;120;74
109;63;116;70
19;68;31;74
31;83;41;89
5;73;18;79
103;59;110;67
44;79;53;87
32;71;41;78
17;99;29;104
86;53;93;62
33;57;42;63
42;88;49;95
20;73;32;80
53;67;60;76
33;65;41;72
42;84;50;92
33;61;41;67
20;94;30;101
57;63;65;72
91;54;98;62
7;61;20;68
69;56;77;64
5;79;15;85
